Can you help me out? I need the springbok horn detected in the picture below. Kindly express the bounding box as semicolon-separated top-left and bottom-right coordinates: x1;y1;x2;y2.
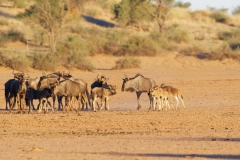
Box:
12;70;16;75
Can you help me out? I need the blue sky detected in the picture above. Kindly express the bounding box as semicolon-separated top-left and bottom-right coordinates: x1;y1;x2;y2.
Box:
180;0;239;14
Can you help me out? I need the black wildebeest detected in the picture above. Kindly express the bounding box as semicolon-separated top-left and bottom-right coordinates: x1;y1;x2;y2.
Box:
121;74;156;110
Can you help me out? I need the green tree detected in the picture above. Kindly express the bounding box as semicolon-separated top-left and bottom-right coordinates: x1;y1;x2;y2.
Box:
142;0;172;33
173;1;191;8
17;0;79;53
113;0;173;33
112;0;154;26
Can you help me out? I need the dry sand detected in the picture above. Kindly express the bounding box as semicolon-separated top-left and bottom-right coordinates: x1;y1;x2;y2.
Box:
0;54;240;160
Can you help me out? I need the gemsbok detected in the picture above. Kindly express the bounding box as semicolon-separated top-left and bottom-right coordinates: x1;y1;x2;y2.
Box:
121;74;156;110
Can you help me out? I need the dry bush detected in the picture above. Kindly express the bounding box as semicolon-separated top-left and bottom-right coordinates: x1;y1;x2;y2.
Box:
114;36;157;56
9;55;30;71
149;30;178;52
0;19;8;26
12;0;28;8
113;56;141;69
0;52;9;67
218;28;240;50
64;51;95;71
0;53;30;71
6;29;24;42
191;11;214;23
168;8;191;21
209;11;230;24
57;35;90;56
179;45;205;55
30;53;59;71
166;24;190;43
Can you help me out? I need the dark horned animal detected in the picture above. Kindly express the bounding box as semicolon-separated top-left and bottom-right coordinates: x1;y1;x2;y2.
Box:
121;74;156;110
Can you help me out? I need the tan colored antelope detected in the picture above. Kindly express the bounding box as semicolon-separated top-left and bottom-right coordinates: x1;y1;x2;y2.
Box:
148;86;170;110
91;84;117;112
161;84;185;109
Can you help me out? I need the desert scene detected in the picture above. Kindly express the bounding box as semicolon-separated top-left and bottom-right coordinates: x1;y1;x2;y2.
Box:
1;0;240;159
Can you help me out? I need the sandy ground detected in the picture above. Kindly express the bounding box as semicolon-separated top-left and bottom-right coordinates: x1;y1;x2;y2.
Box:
0;54;240;160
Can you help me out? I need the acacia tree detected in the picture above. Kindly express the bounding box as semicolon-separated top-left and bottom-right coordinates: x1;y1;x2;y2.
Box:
113;0;174;33
141;0;173;33
17;0;79;53
112;0;154;27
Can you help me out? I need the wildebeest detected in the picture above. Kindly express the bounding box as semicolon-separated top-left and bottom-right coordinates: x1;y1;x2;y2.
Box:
121;74;156;110
91;74;109;89
26;88;55;113
4;71;26;111
91;84;117;111
38;75;91;112
47;79;85;112
8;74;29;113
38;73;91;110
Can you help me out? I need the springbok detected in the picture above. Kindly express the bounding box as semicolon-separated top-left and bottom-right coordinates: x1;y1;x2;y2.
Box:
160;84;185;109
148;86;170;110
90;84;117;111
121;74;156;110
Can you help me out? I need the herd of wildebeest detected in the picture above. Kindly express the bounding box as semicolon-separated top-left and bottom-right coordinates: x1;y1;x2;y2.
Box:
4;71;185;114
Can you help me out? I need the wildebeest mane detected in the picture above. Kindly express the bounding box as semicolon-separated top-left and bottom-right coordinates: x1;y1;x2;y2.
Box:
130;73;145;80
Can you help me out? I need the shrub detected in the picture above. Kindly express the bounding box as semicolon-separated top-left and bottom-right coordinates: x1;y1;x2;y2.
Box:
173;2;191;8
114;36;157;56
0;53;30;71
149;30;178;52
166;24;190;43
64;51;95;71
7;29;24;42
9;55;31;71
0;52;9;67
0;34;7;47
113;56;141;69
13;0;28;8
31;53;59;71
57;35;90;56
209;11;230;23
0;19;8;26
218;29;240;50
